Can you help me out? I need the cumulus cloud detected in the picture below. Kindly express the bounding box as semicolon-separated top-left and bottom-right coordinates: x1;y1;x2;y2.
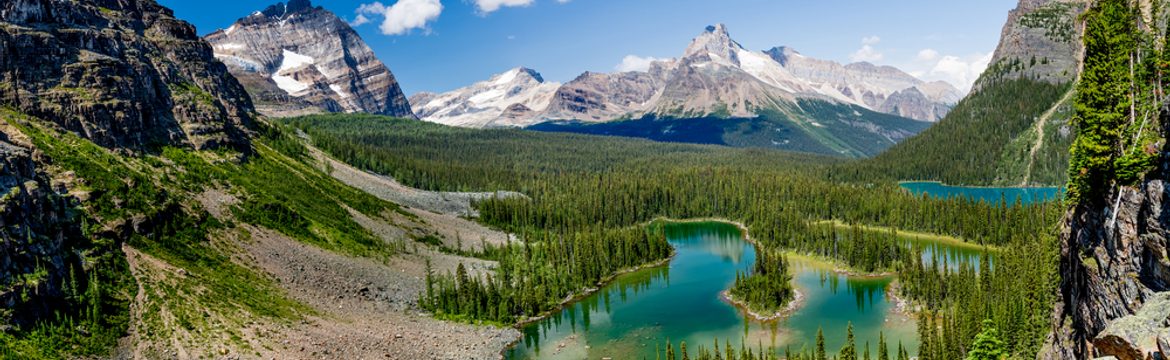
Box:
929;53;993;91
355;0;443;36
905;50;993;92
474;0;534;14
616;55;665;72
849;36;884;63
349;14;370;26
916;49;939;61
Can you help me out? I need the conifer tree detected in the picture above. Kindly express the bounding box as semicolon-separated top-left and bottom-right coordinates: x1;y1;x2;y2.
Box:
966;319;1007;360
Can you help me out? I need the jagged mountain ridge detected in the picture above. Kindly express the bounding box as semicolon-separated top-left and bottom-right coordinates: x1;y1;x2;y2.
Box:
410;68;560;128
206;0;414;118
414;24;961;129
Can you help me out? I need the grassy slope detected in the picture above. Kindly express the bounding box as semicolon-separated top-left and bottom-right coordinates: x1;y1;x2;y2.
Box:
0;109;408;358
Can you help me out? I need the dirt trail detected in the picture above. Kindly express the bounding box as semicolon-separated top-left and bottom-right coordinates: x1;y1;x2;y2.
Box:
1022;88;1075;186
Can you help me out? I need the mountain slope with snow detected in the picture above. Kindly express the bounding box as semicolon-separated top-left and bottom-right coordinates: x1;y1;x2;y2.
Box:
206;0;414;118
410;68;561;128
414;24;957;156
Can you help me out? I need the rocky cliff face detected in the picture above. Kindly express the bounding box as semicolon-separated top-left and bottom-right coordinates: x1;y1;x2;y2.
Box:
1042;161;1170;360
206;0;414;119
0;123;83;329
542;69;668;122
975;0;1087;91
0;0;256;151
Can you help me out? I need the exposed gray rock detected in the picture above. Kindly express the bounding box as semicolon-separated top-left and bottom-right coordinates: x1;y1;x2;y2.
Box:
1042;173;1170;359
975;0;1087;91
0;0;257;151
0;125;84;329
206;0;414;119
1092;292;1170;360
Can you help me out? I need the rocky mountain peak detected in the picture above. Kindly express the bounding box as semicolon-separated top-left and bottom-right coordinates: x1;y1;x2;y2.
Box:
260;0;316;18
684;23;742;65
207;1;415;118
499;67;545;84
765;46;802;65
973;0;1087;90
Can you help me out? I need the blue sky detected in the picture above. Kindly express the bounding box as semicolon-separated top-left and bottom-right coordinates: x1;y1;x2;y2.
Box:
162;0;1017;95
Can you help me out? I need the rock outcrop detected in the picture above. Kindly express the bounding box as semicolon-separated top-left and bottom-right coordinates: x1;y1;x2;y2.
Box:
0;123;84;329
1043;170;1170;359
1090;292;1170;360
0;0;256;151
975;0;1088;90
206;0;414;119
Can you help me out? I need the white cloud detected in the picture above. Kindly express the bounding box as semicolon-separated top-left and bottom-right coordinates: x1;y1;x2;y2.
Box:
349;14;370;26
916;49;939;61
850;46;883;63
904;51;993;92
616;55;665;72
474;0;534;14
356;0;443;36
928;52;993;91
850;36;884;63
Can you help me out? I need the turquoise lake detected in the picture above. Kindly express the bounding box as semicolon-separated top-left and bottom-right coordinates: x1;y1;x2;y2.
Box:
899;181;1063;205
504;221;920;359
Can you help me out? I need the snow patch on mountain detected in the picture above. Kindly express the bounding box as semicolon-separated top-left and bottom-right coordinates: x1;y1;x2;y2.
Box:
411;67;561;128
271;49;315;94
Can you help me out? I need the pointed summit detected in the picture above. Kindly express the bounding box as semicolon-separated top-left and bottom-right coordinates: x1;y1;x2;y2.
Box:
683;23;742;65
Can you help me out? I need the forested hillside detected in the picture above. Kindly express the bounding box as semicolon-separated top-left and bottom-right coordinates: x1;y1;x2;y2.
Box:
839;80;1073;185
287;114;1065;359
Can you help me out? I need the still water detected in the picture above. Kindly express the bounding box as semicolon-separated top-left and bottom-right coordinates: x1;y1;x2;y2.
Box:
505;221;919;359
899;181;1062;205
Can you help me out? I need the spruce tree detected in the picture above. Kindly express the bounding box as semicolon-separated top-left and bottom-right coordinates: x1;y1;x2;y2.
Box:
966;319;1007;360
816;327;827;360
840;322;857;360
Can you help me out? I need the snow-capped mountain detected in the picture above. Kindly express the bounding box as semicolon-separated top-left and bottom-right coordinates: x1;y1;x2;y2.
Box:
410;68;561;128
417;24;959;129
205;0;414;118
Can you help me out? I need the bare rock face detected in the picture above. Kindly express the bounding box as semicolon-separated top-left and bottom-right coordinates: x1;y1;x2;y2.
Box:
975;0;1088;91
1091;292;1170;360
542;70;667;122
768;47;961;122
1041;169;1170;359
0;124;84;329
206;0;415;119
0;0;256;151
878;87;952;122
